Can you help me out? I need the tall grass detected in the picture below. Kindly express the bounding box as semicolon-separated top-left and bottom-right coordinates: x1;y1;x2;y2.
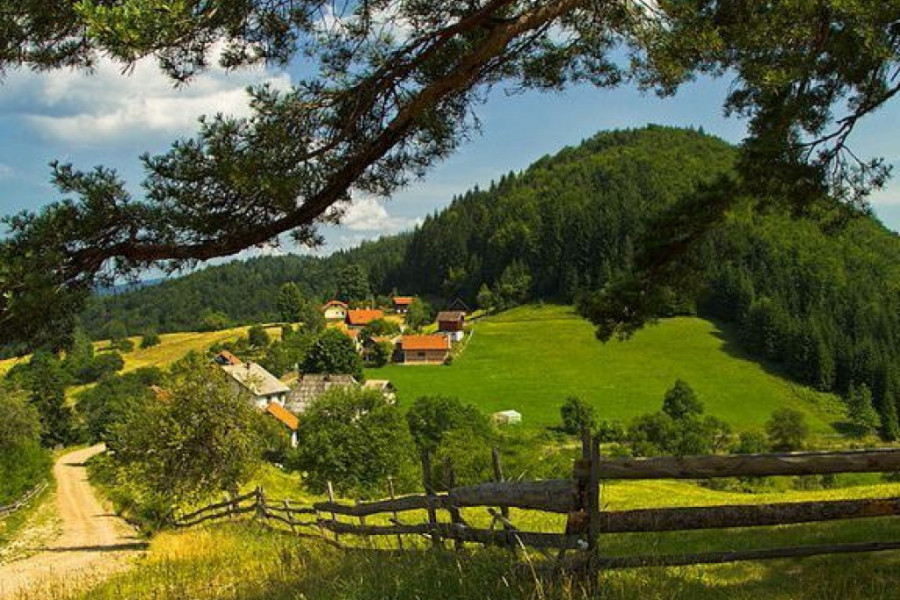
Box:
63;522;900;600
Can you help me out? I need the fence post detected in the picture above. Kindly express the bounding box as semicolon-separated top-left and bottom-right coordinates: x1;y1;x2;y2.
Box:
443;456;465;550
284;500;297;534
422;450;442;549
255;486;266;521
327;481;340;544
588;435;601;552
491;447;509;519
388;476;404;550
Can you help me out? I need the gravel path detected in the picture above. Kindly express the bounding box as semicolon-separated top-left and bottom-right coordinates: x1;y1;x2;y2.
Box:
0;445;147;599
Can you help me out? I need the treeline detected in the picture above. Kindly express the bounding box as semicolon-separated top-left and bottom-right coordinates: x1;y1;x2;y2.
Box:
79;235;409;337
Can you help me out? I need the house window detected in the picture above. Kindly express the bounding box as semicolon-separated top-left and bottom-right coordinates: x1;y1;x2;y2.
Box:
417;352;426;358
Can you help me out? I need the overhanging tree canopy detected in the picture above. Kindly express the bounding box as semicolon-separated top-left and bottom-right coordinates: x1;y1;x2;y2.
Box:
2;0;899;348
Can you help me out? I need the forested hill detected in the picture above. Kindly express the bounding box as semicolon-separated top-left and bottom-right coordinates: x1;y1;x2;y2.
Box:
81;125;900;437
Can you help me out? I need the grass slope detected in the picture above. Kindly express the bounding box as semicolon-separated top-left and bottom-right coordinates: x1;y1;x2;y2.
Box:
369;305;842;433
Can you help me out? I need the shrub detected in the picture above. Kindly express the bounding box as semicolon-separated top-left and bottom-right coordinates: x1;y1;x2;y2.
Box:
406;395;493;453
248;325;271;348
662;379;703;421
559;396;597;435
140;331;161;349
766;408;810;451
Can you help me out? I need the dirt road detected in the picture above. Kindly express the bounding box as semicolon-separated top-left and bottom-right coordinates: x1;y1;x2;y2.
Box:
0;445;147;599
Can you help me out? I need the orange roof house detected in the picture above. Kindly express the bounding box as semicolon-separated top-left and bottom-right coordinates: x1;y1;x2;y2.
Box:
400;335;451;364
393;296;414;313
266;402;299;447
213;350;242;366
346;309;384;327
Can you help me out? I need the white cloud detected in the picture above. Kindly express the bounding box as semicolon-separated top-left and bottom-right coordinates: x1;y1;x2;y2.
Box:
0;50;291;145
0;164;12;180
339;196;421;233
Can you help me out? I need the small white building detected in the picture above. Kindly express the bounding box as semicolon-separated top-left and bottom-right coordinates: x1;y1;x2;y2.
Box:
322;300;349;321
492;409;522;426
221;361;290;409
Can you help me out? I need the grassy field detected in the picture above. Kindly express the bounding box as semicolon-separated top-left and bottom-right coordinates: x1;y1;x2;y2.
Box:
0;324;286;399
368;305;843;434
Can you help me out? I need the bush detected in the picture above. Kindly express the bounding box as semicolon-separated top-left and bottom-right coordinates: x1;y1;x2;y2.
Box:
76;367;161;443
559;396;596;435
406;395;493;453
662;379;703;421
140;331;161;349
248;325;271;348
766;408;810;451
0;387;51;503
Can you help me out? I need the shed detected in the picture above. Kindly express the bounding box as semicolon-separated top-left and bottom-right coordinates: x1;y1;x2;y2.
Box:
400;335;450;364
492;410;522;426
266;402;299;447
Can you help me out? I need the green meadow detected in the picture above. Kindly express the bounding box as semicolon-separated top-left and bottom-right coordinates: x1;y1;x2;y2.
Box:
369;304;843;434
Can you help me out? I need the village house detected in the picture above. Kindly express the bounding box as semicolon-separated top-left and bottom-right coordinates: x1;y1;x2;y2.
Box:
346;308;384;327
322;300;349;321
213;350;242;366
392;296;414;314
399;334;451;364
221;361;290;409
436;311;466;342
266;402;299;447
286;373;359;414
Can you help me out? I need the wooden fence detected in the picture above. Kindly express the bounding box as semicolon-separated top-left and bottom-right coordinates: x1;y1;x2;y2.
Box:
174;437;900;570
0;482;48;519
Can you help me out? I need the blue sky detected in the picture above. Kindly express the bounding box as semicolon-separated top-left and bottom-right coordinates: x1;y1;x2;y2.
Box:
1;51;899;266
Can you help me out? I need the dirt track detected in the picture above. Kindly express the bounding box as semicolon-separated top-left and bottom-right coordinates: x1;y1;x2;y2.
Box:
0;445;147;599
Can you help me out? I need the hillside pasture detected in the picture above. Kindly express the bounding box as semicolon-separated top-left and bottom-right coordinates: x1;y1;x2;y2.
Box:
369;305;843;434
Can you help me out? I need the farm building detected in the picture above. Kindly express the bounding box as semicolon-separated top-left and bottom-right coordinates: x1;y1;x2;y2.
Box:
392;296;414;313
322;300;349;321
492;410;522;425
286;373;359;413
221;361;290;409
347;308;384;327
266;402;299;447
436;311;466;341
400;335;451;364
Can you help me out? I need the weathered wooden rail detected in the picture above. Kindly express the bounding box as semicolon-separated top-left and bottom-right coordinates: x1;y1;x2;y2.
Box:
0;481;48;519
173;439;900;571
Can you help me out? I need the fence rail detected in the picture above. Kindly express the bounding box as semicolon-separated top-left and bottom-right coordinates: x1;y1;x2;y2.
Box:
173;439;900;571
0;482;48;518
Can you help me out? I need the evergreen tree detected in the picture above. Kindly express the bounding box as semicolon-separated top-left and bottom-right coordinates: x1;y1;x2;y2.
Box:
662;380;703;421
847;383;880;437
276;282;307;322
337;265;370;303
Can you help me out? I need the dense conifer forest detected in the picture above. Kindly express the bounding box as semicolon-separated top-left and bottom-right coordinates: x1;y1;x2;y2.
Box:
79;126;900;437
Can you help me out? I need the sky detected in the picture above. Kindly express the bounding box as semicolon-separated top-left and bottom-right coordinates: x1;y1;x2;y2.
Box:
1;45;899;270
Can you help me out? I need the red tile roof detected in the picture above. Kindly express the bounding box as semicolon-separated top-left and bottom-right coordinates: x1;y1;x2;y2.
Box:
216;350;242;365
401;335;450;351
347;309;384;326
393;296;414;306
267;402;299;431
